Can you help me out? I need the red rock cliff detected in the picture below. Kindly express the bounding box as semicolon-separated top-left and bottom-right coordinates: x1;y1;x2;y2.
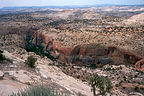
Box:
26;29;144;70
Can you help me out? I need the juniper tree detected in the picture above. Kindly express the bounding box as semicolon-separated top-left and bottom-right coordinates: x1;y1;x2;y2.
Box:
89;73;112;96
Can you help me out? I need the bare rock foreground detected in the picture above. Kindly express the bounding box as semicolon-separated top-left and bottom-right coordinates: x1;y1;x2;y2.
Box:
0;51;93;96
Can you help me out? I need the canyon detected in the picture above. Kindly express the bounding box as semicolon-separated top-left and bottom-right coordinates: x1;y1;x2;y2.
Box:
0;5;144;96
26;26;144;70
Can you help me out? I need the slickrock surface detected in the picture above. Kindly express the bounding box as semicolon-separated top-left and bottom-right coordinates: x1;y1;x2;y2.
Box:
0;50;93;96
36;58;93;96
0;79;27;96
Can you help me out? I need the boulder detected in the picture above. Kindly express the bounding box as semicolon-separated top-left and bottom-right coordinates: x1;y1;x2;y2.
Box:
0;71;4;79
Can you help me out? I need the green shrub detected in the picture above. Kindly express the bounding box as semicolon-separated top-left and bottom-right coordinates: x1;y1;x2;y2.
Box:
0;50;6;62
89;73;112;96
0;50;3;53
25;35;55;61
90;63;97;69
123;76;127;81
10;84;62;96
134;86;139;92
25;56;37;68
0;50;13;63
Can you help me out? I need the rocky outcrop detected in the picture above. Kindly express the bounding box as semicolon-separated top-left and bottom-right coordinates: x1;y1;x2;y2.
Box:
25;29;144;69
0;71;4;79
69;44;144;67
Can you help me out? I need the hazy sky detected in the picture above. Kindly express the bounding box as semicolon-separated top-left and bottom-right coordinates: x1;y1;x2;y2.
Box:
0;0;144;8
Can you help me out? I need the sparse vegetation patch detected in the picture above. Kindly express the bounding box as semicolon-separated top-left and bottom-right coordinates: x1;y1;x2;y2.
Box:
25;56;37;68
10;84;62;96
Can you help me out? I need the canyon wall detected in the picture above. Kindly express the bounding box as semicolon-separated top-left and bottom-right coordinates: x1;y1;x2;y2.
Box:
25;28;144;69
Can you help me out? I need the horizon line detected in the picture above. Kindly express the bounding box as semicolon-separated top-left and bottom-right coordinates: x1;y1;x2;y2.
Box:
1;4;144;9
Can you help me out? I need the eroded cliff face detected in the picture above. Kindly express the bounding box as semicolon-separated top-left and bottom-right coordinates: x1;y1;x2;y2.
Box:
25;28;144;69
25;28;73;63
70;44;143;66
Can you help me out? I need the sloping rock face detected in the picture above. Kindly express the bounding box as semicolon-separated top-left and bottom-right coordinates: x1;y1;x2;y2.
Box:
25;29;144;68
35;60;93;96
0;79;27;96
0;50;76;96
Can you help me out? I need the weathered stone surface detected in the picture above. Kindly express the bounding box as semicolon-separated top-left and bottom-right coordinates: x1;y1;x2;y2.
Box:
35;58;93;96
0;80;27;96
6;70;37;84
0;71;4;79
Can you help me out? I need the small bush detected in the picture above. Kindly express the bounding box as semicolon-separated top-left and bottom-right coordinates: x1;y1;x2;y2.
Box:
25;56;37;68
0;50;6;62
77;75;80;79
0;50;3;53
134;86;139;92
0;50;12;63
10;84;62;96
115;84;119;87
123;76;127;81
90;63;97;69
